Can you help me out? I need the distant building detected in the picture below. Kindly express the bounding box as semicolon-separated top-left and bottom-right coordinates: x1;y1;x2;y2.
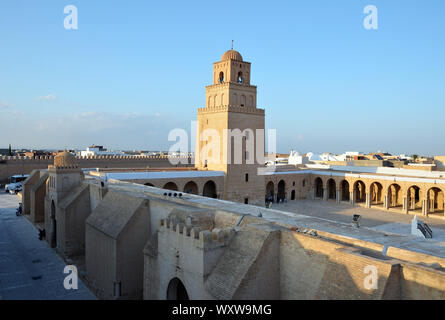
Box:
78;145;123;157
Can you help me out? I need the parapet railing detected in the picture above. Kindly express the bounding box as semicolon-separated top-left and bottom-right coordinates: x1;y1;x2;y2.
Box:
197;104;265;114
0;155;194;161
159;218;235;249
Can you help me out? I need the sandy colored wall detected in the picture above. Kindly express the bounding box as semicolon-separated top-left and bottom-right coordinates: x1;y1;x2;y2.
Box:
0;156;191;183
85;224;117;299
117;204;150;300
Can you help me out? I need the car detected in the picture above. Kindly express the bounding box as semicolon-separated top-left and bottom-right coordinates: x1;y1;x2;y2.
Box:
5;174;28;194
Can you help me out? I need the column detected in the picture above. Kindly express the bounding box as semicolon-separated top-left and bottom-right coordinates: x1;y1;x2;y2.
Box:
350;191;355;205
323;188;327;201
429;199;435;213
403;197;408;214
422;199;429;216
383;195;389;210
311;187;315;200
336;190;340;204
365;193;371;208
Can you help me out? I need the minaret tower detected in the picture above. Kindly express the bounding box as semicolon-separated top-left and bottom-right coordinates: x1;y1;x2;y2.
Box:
196;49;265;205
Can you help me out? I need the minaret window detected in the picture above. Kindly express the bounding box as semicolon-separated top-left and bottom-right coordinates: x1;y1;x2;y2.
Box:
237;72;243;83
219;72;224;83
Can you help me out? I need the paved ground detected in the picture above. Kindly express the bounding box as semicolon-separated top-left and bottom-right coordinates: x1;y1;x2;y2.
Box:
270;199;445;240
0;193;96;300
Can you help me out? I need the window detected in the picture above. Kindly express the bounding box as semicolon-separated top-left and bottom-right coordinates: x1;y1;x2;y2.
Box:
237;72;243;83
244;198;249;204
245;173;249;182
302;179;306;187
245;151;249;161
219;72;224;83
293;181;295;186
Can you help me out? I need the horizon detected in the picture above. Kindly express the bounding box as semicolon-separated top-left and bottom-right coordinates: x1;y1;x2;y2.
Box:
1;1;444;155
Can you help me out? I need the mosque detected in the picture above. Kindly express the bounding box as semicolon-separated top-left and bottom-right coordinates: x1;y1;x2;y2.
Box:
21;49;445;300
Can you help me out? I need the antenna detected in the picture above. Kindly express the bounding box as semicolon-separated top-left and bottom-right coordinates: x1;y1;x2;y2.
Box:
231;40;234;50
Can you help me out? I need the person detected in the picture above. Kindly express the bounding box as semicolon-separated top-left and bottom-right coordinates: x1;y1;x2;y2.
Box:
38;228;46;240
16;203;22;216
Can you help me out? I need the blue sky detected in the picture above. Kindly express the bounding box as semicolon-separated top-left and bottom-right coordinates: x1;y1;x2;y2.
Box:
0;0;444;155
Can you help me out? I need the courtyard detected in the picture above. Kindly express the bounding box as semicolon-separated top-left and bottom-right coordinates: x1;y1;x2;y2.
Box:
270;199;445;241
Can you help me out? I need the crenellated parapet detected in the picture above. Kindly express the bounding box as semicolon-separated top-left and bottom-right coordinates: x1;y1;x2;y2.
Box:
198;105;264;115
0;155;193;162
159;218;235;250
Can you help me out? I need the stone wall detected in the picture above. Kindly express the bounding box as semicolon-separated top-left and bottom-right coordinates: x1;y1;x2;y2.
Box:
0;155;192;183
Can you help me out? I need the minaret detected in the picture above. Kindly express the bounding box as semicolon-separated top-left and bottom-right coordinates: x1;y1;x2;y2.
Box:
196;49;265;205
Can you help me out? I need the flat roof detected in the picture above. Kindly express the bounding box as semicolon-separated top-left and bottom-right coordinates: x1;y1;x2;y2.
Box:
95;170;225;181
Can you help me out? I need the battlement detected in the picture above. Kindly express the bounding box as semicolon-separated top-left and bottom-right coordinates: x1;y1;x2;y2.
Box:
0;155;193;162
197;105;265;115
159;218;235;250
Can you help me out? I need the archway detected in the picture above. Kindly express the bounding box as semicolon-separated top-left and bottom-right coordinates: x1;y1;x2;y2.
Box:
291;190;296;200
314;177;323;199
167;278;189;300
340;180;350;201
407;185;421;212
277;180;286;202
50;200;56;248
354;180;366;203
428;187;444;216
144;183;154;187
183;181;198;195
370;182;383;206
203;180;217;198
388;184;402;209
163;182;178;191
266;181;274;203
327;179;336;200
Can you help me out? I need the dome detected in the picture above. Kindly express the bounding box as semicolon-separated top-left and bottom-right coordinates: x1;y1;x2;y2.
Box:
54;151;77;167
221;50;243;61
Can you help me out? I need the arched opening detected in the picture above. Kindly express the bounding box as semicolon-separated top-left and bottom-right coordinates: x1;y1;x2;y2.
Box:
327;179;336;200
240;95;246;107
302;179;306;188
314;177;323;199
163;182;178;191
340;180;350;201
50;200;57;248
183;181;198;195
167;278;189;300
388;184;402;209
237;71;243;83
291;190;296;200
203;180;217;198
277;180;286;202
370;182;383;206
354;180;366;203
144;183;154;187
266;181;274;203
219;71;224;83
407;185;422;212
428;187;444;216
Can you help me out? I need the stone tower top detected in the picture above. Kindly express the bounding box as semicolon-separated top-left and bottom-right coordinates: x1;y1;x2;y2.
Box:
53;151;77;168
221;50;243;62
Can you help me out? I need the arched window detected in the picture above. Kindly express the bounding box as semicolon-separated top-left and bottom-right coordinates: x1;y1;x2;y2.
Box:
219;72;224;83
240;95;246;107
237;72;243;83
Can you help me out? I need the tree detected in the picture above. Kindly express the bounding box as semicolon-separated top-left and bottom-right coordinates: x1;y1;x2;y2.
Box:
8;144;12;156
